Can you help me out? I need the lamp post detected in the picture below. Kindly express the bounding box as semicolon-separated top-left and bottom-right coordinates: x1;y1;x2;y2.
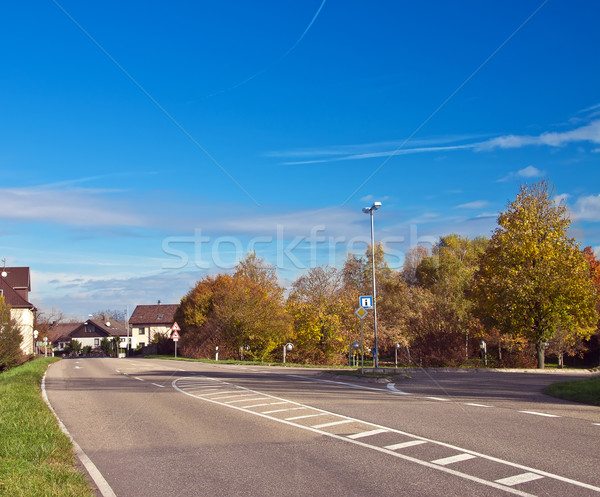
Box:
283;343;293;364
362;201;382;368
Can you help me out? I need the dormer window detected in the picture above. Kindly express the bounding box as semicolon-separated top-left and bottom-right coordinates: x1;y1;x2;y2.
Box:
85;324;95;333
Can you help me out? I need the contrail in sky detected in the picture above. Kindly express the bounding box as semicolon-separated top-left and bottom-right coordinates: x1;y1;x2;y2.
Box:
207;0;327;97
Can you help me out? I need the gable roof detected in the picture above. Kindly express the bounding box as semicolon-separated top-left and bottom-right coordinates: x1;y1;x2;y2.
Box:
129;304;178;326
48;323;81;342
49;319;128;343
1;267;30;290
100;320;128;337
0;277;34;309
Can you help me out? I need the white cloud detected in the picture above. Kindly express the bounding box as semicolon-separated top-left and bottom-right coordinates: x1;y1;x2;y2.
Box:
570;194;600;221
553;193;570;205
271;120;600;167
478;120;600;151
34;271;202;320
517;165;544;178
455;201;489;209
0;186;144;226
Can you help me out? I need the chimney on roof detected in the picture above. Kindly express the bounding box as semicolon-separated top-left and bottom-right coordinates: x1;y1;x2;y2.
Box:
158;300;161;305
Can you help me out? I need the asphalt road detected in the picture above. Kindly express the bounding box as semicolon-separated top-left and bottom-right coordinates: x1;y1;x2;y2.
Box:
45;358;600;497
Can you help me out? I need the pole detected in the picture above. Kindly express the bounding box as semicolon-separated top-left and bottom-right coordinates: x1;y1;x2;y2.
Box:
370;209;379;368
174;340;177;358
360;318;364;373
126;305;130;358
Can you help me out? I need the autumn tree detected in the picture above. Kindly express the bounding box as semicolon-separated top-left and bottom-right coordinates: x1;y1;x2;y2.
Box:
399;235;488;366
287;266;352;364
176;253;291;361
401;245;430;286
472;182;598;368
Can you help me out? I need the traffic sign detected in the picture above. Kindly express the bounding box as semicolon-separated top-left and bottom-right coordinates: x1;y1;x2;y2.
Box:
171;322;181;332
171;330;180;341
359;296;373;309
355;306;368;319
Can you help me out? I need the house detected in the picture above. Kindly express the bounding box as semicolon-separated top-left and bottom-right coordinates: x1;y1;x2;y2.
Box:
50;319;128;354
129;302;179;347
0;266;36;356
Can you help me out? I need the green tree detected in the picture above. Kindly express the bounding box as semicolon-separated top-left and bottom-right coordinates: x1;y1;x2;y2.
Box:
0;296;24;371
66;339;82;356
100;337;112;356
472;182;598;368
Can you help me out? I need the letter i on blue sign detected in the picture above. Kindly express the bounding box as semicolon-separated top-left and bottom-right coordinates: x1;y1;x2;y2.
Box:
360;296;373;309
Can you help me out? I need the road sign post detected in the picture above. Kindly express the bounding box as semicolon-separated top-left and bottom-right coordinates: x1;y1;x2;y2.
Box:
355;306;368;373
171;322;181;358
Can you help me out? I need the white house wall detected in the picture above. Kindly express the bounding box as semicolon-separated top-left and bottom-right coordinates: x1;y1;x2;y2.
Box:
131;325;172;347
11;308;34;356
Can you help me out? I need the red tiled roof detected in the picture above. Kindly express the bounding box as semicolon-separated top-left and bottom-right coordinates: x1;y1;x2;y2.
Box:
129;304;178;325
48;323;81;342
1;267;30;291
0;277;34;309
49;319;128;344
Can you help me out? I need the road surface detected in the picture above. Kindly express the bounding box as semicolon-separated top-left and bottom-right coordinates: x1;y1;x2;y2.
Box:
45;358;600;497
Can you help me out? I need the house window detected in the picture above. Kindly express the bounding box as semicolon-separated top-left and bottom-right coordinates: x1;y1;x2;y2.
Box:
85;325;95;333
139;327;145;335
139;342;145;347
94;338;100;347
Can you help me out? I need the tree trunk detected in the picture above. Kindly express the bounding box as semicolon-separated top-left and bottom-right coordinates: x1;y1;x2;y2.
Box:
536;341;545;369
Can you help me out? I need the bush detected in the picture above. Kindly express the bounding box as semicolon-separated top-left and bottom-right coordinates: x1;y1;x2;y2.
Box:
0;297;25;372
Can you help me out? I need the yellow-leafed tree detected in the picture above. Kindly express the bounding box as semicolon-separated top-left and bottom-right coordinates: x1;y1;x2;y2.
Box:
472;181;598;368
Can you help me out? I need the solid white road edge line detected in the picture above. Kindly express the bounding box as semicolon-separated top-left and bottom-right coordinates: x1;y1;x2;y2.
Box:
42;370;117;497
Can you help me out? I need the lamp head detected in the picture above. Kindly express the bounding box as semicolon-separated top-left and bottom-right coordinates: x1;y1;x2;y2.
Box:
362;207;370;214
372;201;382;210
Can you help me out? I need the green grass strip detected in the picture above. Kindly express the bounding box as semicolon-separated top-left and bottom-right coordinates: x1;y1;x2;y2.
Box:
543;376;600;406
0;358;95;497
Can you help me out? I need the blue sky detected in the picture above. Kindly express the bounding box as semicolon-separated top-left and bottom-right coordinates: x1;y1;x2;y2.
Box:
2;1;600;318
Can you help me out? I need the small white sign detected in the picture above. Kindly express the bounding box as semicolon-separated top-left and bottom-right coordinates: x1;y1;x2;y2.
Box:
359;296;373;309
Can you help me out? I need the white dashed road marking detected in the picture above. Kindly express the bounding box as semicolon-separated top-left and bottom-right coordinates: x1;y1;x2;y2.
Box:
518;411;560;418
432;453;477;466
495;473;545;487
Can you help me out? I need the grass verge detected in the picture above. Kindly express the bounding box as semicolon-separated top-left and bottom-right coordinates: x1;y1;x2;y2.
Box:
0;358;95;497
543;376;600;406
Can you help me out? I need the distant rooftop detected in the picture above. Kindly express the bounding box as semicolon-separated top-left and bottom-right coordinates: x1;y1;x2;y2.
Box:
129;304;178;325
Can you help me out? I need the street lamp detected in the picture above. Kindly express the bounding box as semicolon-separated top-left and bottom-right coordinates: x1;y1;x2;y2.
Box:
283;343;293;364
362;201;382;368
